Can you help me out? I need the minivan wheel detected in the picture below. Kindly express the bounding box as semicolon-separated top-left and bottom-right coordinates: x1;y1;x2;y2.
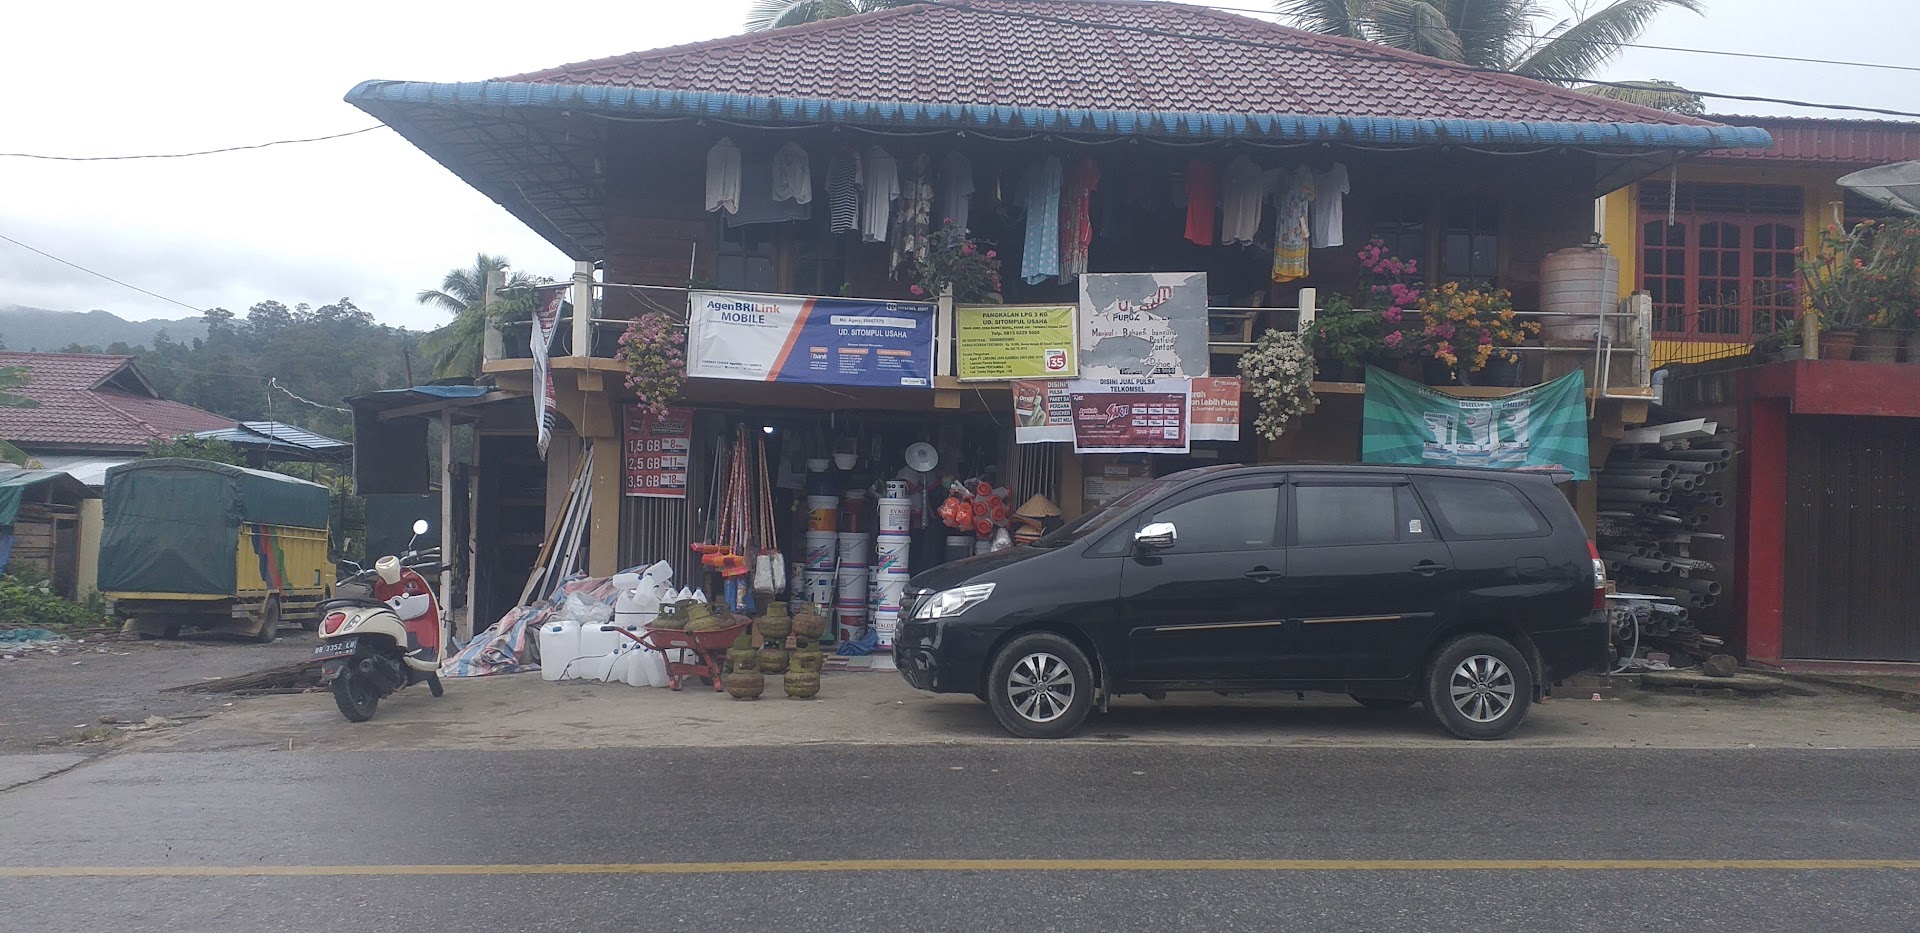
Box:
1426;634;1533;740
986;632;1094;739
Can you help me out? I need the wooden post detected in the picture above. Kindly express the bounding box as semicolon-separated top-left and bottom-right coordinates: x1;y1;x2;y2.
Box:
1801;313;1820;360
440;408;456;657
463;469;480;642
935;287;956;379
1295;287;1317;332
483;268;506;364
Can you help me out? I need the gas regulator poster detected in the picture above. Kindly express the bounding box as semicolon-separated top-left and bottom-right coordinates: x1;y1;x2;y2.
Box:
685;290;935;388
1077;272;1210;379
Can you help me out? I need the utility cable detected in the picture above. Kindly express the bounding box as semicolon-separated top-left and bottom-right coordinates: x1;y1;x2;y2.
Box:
0;231;206;313
0;126;385;162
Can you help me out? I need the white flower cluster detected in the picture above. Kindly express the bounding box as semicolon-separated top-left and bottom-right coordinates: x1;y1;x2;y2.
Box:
1238;330;1317;441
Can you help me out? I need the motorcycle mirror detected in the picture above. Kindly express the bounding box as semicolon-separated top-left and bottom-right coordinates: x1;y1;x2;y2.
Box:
412;519;430;535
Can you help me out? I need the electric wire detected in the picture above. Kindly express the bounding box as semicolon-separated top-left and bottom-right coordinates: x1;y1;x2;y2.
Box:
0;126;386;162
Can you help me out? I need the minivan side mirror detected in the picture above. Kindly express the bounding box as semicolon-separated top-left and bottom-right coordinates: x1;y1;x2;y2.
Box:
1134;522;1178;551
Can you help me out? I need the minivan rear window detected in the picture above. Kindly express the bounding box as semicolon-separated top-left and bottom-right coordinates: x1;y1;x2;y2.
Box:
1415;477;1548;539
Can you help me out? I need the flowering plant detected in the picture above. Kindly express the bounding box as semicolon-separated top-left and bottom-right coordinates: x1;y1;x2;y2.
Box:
1309;239;1427;369
1239;329;1316;440
1797;219;1920;330
1417;282;1538;372
615;312;686;417
906;220;1003;303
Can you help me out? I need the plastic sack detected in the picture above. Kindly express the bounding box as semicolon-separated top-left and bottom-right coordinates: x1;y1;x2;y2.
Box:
560;594;614;626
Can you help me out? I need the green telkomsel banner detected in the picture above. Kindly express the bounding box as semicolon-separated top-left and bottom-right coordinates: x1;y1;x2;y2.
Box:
1361;367;1590;479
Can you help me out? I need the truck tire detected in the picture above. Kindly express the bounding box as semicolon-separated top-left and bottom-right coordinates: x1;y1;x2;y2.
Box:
253;597;282;644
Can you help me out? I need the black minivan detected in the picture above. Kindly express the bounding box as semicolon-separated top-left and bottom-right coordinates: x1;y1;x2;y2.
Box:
894;464;1609;740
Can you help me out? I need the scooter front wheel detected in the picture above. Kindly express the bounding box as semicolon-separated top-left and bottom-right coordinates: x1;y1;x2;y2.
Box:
332;671;379;722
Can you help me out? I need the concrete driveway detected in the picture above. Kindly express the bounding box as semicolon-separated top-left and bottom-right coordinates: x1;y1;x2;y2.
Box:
123;665;1920;753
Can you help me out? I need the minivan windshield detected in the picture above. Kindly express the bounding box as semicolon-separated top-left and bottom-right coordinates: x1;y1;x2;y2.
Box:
1027;475;1180;548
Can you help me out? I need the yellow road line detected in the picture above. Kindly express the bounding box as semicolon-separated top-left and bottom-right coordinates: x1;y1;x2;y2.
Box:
2;859;1919;878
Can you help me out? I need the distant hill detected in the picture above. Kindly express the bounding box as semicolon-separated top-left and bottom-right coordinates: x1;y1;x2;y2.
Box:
0;306;208;351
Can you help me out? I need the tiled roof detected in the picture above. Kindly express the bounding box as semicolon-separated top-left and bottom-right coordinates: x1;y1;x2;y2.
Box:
0;351;235;451
1700;114;1920;164
501;0;1710;126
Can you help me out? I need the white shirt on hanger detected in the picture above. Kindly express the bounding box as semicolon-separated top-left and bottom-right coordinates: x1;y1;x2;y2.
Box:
1311;162;1350;248
705;137;742;214
772;142;812;204
861;146;900;242
1220;155;1264;245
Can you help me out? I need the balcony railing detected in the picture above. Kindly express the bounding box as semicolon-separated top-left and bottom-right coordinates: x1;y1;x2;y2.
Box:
482;268;1651;394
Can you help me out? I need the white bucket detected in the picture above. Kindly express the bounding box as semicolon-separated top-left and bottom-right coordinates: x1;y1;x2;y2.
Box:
836;605;868;643
806;495;839;532
945;535;974;563
876;497;913;533
801;570;835;607
835;565;869;606
837;532;871;567
804;530;837;571
872;608;899;644
538;620;581;682
871;578;908;611
875;534;912;578
882;479;910;498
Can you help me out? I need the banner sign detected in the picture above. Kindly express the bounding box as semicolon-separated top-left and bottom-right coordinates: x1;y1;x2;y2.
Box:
686;290;935;388
1189;377;1241;442
1362;367;1590;479
1012;380;1076;444
623;405;693;499
1069;378;1192;454
531;285;569;460
1078;272;1210;379
955;304;1077;380
1016;377;1241;448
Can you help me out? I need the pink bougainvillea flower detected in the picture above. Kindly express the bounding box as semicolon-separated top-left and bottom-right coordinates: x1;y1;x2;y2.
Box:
1383;331;1403;348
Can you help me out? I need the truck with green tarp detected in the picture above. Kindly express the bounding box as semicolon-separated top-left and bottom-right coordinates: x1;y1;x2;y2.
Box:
100;458;335;642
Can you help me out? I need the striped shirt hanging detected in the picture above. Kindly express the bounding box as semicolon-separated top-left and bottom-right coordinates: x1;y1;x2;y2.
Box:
827;151;863;234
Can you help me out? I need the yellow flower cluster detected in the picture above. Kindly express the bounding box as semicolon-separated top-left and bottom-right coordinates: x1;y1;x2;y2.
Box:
1417;282;1539;373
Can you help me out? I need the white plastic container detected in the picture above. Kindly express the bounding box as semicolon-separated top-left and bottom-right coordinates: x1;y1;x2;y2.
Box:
837;531;871;567
800;570;835;607
834;565;869;609
875;534;912;578
570;623;625;681
620;645;671;687
876;497;913;533
538;620;582;682
614;586;662;631
871;578;908;612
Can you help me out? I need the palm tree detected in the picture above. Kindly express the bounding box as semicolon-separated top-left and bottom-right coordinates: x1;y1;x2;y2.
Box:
416;254;539;379
1276;0;1703;90
0;365;41;467
745;0;920;31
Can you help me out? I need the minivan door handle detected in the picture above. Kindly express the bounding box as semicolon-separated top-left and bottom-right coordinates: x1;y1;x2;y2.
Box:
1410;561;1448;577
1244;568;1283;584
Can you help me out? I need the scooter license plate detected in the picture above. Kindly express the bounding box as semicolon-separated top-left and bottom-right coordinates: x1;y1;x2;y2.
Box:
312;638;357;660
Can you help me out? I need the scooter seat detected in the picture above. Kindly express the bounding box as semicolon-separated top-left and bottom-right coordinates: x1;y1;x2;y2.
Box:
318;597;390;613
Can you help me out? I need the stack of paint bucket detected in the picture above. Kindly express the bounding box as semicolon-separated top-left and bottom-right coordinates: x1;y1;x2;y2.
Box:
835;490;873;643
802;493;838;632
870;481;914;669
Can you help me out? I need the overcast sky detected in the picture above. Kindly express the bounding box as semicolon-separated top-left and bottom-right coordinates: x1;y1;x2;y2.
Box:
3;0;1916;331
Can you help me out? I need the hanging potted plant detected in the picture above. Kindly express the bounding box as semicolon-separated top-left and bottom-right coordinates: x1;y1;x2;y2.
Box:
1239;329;1317;440
906;220;1003;303
1417;282;1539;386
615;312;687;416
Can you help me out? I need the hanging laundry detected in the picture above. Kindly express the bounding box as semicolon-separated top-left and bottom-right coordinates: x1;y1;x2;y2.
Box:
772;142;813;204
1219;155;1264;246
1311;162;1351;248
705;137;742;214
827;150;863;234
1021;156;1064;286
892;153;935;277
1272;166;1316;282
860;146;899;243
1183;159;1218;246
726;159;811;228
1058;156;1100;282
939;151;975;232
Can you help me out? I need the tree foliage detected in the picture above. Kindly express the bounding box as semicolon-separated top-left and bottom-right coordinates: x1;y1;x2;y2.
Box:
1276;0;1703;86
416;254;543;379
745;0;920;30
0;364;39;467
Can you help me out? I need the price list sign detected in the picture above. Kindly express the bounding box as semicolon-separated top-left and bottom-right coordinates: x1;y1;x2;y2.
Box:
623;405;693;499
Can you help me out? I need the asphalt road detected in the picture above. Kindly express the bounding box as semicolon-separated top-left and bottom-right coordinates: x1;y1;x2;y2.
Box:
2;745;1917;932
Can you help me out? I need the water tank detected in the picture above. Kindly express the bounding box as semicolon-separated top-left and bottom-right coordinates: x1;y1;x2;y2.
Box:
1539;245;1621;342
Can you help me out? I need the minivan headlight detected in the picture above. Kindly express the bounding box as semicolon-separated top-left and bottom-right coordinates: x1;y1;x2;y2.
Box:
914;583;996;620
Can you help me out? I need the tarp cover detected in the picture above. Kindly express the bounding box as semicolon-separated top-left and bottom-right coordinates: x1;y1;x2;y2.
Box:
0;470;85;526
99;459;331;595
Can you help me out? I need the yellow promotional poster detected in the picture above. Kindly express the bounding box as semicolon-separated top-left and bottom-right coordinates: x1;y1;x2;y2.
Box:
955;304;1078;380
